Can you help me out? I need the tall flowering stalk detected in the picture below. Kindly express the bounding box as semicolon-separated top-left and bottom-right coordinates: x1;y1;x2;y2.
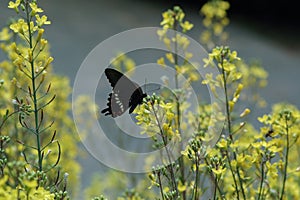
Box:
146;6;195;199
8;0;56;173
0;0;75;198
258;105;300;200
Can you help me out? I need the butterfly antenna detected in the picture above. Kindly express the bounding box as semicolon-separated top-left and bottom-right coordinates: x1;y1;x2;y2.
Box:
144;78;161;94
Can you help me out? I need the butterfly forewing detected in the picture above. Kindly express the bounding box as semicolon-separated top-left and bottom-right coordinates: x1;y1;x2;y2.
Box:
104;68;125;87
101;68;146;117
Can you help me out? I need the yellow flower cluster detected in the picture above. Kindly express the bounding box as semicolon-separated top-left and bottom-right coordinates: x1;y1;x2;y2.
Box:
200;0;230;49
0;176;54;200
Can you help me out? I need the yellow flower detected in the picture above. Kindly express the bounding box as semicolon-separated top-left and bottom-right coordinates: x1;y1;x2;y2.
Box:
8;0;21;12
163;37;171;50
24;179;38;188
36;15;51;27
207;148;220;157
29;187;55;200
30;3;44;15
178;181;187;192
217;138;228;149
165;53;174;64
40;38;48;49
180;21;193;32
13;55;25;67
124;58;135;71
157;28;167;39
213;23;223;36
212;167;226;175
185;52;193;60
0;27;12;41
160;11;174;29
163;186;170;193
176;35;190;50
266;161;278;179
200;30;211;44
229;141;239;149
231;160;237;168
10;19;26;34
221;17;230;26
160;102;173;110
268;145;282;153
157;57;166;67
176;10;184;21
181;146;190;157
257;114;269;123
189;72;199;81
202;18;212;27
221;62;236;72
229;50;240;61
166;112;174;121
201;73;212;84
0;175;8;186
237;154;252;169
162;123;169;132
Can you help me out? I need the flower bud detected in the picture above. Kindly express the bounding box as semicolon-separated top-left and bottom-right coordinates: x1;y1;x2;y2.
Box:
240;108;250;117
37;28;44;41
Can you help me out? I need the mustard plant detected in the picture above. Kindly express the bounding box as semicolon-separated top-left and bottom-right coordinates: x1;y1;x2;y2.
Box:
141;6;196;199
134;3;300;200
0;0;81;199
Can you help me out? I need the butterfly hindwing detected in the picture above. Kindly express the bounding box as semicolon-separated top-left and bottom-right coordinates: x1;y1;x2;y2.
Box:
101;68;146;117
129;87;147;114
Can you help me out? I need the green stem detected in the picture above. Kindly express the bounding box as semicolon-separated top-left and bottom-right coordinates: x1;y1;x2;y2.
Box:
25;0;43;171
220;55;239;199
213;176;218;200
193;156;199;200
220;54;232;140
279;117;289;200
204;158;225;199
151;103;178;196
236;166;246;199
226;150;240;199
157;171;165;200
173;19;186;200
257;160;265;200
220;50;246;199
0;111;19;132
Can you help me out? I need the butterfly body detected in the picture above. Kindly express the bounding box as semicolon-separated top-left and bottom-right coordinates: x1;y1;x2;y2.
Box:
101;68;147;117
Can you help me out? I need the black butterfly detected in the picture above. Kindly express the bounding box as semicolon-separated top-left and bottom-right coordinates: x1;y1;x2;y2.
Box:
101;68;147;117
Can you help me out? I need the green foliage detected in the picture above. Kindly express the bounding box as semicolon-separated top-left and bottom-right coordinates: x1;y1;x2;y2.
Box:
84;171;155;199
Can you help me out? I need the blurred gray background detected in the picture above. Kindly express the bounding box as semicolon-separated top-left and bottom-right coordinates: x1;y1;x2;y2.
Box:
1;0;299;197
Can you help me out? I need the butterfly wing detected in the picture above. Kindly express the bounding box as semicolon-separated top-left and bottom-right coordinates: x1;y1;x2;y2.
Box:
129;87;147;114
103;68;124;88
101;68;145;117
